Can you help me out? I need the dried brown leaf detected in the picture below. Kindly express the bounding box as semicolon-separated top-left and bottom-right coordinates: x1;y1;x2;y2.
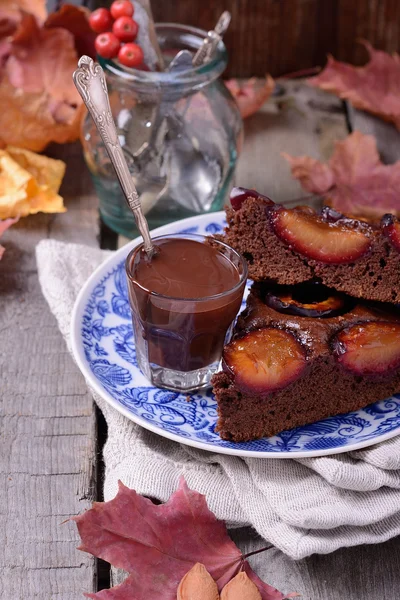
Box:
0;0;47;37
0;79;84;152
0;5;85;150
45;4;96;59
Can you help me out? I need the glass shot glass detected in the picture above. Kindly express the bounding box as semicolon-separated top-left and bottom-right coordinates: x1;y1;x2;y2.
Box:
125;234;248;392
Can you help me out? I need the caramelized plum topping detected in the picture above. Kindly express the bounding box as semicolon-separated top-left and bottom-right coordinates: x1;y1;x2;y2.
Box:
264;282;352;318
381;214;400;252
230;187;273;211
271;207;372;263
332;321;400;376
320;206;344;223
222;327;307;394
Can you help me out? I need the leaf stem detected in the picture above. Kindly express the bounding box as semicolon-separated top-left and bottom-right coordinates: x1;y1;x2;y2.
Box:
242;544;274;559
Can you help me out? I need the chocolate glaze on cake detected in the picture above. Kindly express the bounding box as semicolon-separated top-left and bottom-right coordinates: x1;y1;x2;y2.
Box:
220;190;400;304
212;283;400;442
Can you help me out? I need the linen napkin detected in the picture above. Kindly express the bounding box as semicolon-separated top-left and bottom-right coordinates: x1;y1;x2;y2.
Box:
36;238;400;560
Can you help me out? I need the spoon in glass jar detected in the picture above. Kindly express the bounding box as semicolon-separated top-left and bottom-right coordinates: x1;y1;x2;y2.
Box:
73;56;155;257
192;11;231;66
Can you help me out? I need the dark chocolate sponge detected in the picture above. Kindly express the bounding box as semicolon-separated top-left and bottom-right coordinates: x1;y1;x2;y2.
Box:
220;191;400;305
212;283;400;442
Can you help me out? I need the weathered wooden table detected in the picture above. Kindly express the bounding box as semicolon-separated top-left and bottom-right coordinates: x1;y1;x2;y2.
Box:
1;81;400;599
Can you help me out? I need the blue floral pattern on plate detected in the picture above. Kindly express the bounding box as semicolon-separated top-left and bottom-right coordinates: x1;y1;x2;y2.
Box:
71;212;400;458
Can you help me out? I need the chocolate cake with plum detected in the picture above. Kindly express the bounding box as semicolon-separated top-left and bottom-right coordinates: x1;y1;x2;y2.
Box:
210;187;400;442
212;282;400;442
221;187;400;304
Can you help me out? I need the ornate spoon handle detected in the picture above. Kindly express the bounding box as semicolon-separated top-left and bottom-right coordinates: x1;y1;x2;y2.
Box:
73;56;154;256
193;11;231;66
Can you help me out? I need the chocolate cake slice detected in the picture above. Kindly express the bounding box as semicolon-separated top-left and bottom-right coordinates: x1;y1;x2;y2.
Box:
220;188;400;304
212;282;400;442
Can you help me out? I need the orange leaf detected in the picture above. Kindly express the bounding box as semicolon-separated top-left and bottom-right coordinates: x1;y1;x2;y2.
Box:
283;131;400;218
0;0;46;37
0;14;83;151
7;16;80;100
225;76;275;118
45;4;96;59
309;42;400;129
0;79;84;152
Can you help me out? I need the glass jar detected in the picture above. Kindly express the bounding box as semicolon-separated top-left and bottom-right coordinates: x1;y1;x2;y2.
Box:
81;23;243;238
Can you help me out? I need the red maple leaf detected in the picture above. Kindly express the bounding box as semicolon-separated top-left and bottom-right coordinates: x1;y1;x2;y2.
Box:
309;41;400;129
225;76;275;118
74;478;288;600
282;130;400;218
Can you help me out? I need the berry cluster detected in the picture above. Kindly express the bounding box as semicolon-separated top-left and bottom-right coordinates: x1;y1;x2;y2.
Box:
89;1;144;68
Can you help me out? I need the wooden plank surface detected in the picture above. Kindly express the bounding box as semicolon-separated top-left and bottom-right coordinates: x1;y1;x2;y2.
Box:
0;143;99;599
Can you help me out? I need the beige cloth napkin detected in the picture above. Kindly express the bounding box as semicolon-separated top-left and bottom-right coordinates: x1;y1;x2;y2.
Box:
36;238;400;560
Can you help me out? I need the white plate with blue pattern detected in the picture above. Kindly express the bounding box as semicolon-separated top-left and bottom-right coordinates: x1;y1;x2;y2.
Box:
71;211;400;458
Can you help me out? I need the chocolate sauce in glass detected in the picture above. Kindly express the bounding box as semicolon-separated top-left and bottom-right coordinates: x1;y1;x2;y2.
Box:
134;238;240;297
127;238;243;372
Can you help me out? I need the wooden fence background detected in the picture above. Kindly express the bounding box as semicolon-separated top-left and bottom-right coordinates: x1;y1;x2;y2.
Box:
49;0;400;76
151;0;400;77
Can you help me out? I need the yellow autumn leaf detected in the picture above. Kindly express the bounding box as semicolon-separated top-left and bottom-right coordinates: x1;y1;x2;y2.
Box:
0;147;66;219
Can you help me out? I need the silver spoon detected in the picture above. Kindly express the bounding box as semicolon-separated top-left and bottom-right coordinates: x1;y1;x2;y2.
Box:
73;56;154;257
193;11;231;66
147;50;195;158
134;0;165;71
168;49;194;71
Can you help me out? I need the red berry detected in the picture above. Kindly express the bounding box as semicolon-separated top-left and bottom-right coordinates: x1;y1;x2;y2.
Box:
89;8;113;34
110;0;134;19
118;43;144;68
112;16;138;43
95;32;120;59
